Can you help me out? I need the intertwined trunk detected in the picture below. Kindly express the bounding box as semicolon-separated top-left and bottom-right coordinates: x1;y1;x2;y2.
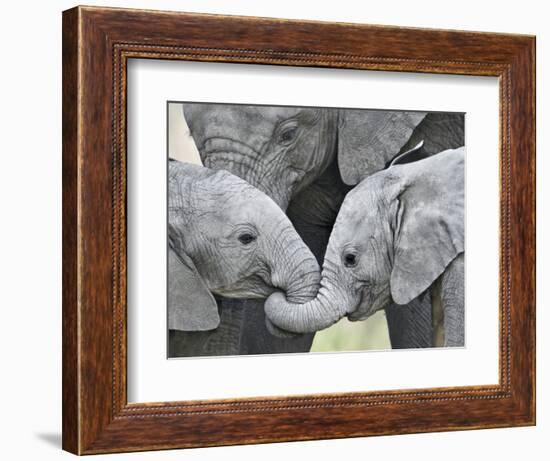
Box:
265;259;353;333
271;223;321;304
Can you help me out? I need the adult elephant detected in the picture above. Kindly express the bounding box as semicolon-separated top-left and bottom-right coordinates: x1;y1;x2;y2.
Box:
177;103;464;355
168;160;319;357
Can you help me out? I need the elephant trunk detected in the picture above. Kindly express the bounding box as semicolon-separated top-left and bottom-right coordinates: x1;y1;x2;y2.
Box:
270;224;321;305
265;272;351;333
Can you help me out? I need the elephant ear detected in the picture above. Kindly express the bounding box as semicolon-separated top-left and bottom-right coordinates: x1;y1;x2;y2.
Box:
390;149;465;305
168;246;220;331
337;110;427;185
398;112;465;155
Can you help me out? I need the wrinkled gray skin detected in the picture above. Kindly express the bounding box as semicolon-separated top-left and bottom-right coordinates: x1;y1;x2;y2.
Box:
168;160;320;356
265;148;465;348
176;104;464;355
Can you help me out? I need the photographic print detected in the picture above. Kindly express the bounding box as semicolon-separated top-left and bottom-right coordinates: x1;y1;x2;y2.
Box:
63;7;535;452
167;102;465;358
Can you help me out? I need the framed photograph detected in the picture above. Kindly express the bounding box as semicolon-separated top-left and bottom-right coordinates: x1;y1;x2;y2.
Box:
62;6;535;455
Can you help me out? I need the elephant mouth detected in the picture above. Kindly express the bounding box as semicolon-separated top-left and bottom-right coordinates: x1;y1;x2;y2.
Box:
347;286;389;321
285;166;307;191
211;272;276;300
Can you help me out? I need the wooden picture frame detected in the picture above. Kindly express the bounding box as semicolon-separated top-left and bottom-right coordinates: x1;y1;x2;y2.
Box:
62;5;535;455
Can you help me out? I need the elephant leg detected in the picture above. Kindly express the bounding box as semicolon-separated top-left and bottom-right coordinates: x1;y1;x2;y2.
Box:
441;253;465;347
385;291;434;349
169;299;318;357
430;281;445;347
168;299;244;357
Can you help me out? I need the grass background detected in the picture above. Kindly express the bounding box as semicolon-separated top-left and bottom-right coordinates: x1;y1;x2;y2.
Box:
311;311;390;352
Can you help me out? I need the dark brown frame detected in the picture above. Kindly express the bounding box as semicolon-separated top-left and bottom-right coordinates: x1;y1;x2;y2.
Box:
62;5;536;455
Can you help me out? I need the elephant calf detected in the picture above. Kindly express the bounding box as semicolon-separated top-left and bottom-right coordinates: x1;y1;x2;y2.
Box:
265;146;465;347
168;159;320;336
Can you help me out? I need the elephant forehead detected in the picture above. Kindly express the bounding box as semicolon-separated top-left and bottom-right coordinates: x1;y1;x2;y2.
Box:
185;104;323;143
331;218;368;249
338;187;378;223
333;189;390;244
193;105;308;122
185;105;301;136
344;173;401;217
223;191;280;223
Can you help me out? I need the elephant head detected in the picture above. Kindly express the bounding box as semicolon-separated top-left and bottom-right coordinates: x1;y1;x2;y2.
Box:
183;104;338;209
182;103;433;211
168;159;320;332
264;146;465;333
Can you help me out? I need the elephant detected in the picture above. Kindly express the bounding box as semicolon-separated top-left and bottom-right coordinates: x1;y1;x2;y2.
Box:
265;146;465;348
178;102;465;355
167;159;320;357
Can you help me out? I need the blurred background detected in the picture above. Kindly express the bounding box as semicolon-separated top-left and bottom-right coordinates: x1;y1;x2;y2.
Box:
168;102;391;352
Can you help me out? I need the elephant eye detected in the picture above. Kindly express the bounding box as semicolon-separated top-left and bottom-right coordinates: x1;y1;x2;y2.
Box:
278;125;298;145
238;233;257;245
343;253;358;268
